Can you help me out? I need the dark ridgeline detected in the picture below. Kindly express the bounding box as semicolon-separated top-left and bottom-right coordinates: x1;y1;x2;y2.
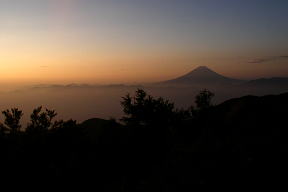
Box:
0;89;287;190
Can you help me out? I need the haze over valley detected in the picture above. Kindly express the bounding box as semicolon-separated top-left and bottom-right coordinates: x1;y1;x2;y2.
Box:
1;66;287;123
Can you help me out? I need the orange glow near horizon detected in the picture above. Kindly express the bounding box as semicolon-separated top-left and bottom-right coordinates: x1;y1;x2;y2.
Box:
1;0;288;85
1;49;288;84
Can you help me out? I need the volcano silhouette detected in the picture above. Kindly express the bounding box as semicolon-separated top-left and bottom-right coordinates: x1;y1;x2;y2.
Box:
164;66;242;85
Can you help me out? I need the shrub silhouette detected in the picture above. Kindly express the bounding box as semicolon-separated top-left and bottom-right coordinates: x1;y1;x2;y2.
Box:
121;89;178;128
26;106;72;134
26;106;53;133
195;89;215;110
0;108;23;135
0;106;75;135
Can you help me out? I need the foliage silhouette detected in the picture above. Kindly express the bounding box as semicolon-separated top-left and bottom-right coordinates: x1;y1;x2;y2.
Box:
0;89;287;190
121;89;180;128
26;106;62;134
195;89;215;110
0;108;23;135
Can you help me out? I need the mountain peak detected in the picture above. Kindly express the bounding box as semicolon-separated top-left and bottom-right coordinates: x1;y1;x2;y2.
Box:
184;66;218;77
194;66;211;71
164;66;242;85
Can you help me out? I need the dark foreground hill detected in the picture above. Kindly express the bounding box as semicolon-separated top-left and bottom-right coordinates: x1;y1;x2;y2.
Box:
0;91;287;190
173;93;288;188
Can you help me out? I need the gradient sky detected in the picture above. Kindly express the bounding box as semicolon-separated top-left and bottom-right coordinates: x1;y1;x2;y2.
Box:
1;0;288;84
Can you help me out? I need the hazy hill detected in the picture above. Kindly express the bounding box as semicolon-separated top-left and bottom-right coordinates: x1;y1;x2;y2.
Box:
243;77;288;87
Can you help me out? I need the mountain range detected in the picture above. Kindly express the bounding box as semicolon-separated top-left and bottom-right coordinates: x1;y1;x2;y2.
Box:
162;66;288;89
29;66;288;90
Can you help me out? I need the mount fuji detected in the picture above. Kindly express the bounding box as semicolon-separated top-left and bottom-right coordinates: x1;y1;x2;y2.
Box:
163;66;243;86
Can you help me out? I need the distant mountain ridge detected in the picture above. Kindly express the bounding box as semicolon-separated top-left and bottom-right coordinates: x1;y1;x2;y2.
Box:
244;77;288;87
161;66;288;91
28;66;288;90
26;66;288;97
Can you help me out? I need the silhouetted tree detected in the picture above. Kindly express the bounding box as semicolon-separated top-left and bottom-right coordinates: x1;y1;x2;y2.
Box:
195;89;215;110
26;106;64;134
121;89;178;128
0;108;23;135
